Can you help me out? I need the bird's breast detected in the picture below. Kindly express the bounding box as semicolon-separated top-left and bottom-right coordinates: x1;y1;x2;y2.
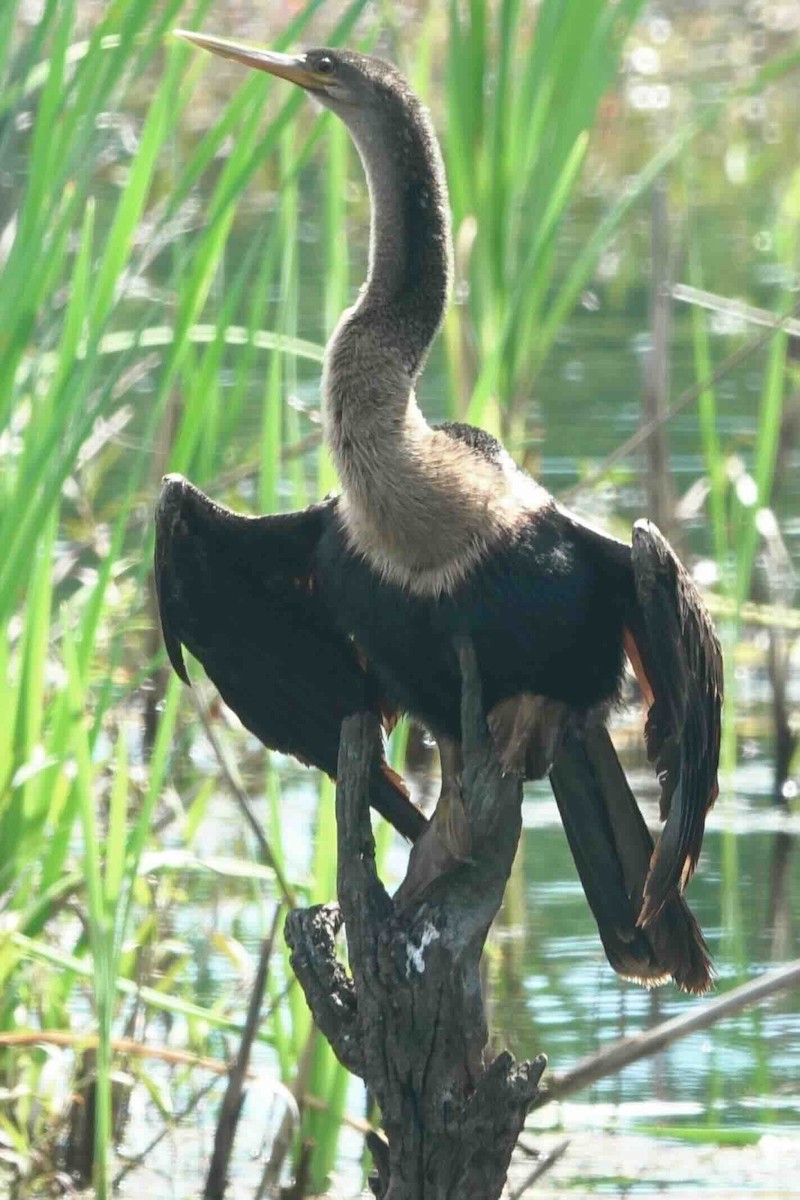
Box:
332;417;550;598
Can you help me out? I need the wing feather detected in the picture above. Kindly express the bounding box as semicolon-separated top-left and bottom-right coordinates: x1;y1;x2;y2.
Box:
628;520;723;923
154;475;424;841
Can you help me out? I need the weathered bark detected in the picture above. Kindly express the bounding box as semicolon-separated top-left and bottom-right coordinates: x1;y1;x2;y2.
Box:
285;639;544;1199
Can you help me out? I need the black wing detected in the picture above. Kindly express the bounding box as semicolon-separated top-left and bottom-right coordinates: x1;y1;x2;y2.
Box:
626;519;723;923
154;474;425;841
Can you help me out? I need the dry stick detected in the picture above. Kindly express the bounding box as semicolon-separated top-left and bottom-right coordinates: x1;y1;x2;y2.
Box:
0;1030;234;1074
254;1027;319;1200
204;909;281;1200
535;958;800;1108
114;1075;221;1187
558;296;800;504
0;1027;370;1132
672;283;800;340
190;687;296;909
508;1138;571;1200
263;974;297;1024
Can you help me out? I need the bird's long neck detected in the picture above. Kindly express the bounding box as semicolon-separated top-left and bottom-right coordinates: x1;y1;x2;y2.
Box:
322;87;452;459
320;83;543;596
356;112;452;362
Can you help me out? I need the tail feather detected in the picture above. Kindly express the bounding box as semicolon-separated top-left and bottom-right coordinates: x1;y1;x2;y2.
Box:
549;724;713;995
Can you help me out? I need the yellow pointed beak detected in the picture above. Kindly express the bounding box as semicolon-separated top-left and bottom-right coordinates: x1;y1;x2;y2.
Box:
173;30;329;90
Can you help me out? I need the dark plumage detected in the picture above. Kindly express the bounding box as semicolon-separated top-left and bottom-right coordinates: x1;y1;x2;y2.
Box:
155;478;423;841
158;37;723;993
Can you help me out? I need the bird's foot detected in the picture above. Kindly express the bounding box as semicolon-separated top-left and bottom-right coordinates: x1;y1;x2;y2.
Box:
487;693;568;778
394;778;472;910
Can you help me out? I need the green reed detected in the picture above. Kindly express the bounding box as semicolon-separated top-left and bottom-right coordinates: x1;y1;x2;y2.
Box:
438;0;800;448
441;0;647;434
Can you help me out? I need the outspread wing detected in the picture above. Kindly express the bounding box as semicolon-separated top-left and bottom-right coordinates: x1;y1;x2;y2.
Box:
154;474;425;841
627;520;723;923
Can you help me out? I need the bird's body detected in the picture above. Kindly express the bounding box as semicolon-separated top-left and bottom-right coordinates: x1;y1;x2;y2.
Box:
157;37;723;994
316;459;628;740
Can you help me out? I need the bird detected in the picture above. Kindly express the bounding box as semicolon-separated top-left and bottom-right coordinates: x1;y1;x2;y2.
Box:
156;35;723;994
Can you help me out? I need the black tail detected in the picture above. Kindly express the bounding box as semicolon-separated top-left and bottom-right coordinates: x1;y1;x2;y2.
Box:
549;724;713;994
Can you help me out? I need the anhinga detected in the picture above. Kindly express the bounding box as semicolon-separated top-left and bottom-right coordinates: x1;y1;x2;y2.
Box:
156;35;723;994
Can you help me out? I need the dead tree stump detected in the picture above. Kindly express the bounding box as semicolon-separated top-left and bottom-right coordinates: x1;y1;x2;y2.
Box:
285;640;545;1199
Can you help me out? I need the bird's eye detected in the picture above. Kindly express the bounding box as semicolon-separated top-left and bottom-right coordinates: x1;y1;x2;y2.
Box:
315;55;335;75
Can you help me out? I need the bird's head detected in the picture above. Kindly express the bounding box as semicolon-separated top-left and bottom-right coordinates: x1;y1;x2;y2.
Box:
173;33;413;133
174;31;452;330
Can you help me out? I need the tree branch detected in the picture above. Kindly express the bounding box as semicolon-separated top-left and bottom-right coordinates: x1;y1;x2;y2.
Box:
284;637;545;1199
